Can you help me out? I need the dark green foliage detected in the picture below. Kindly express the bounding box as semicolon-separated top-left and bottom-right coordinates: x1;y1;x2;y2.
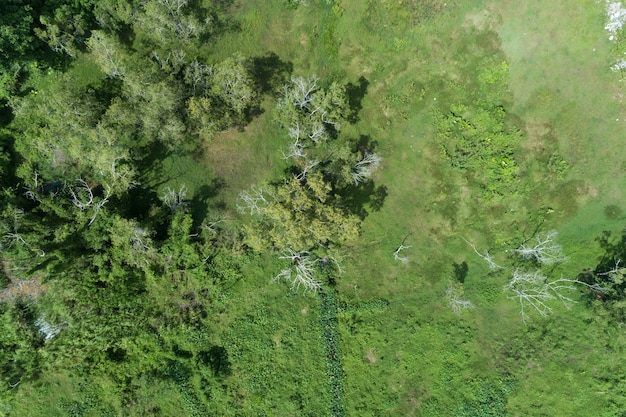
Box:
319;289;345;417
436;102;521;199
454;379;514;417
0;303;41;390
579;228;626;319
454;261;469;284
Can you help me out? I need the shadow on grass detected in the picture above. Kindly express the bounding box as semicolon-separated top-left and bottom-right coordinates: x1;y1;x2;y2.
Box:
340;182;388;219
338;134;386;218
345;76;369;124
190;178;226;226
453;261;469;284
248;52;293;96
198;346;232;378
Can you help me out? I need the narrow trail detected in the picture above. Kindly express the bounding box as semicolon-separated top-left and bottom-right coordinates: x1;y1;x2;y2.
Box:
319;282;390;417
318;289;345;417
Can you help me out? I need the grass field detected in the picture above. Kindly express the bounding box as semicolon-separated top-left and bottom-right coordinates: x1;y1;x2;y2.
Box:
197;0;626;415
12;0;626;415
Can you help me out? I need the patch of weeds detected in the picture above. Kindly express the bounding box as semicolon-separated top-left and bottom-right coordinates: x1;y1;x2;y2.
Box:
547;152;570;179
435;103;522;200
604;204;623;220
362;0;448;37
393;37;408;51
319;289;345;417
455;378;515;417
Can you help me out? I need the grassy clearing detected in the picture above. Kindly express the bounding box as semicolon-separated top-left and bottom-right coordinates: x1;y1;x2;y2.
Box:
192;0;626;414
304;0;626;415
498;0;626;238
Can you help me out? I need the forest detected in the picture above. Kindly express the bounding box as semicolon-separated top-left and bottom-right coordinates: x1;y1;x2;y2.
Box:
2;0;626;415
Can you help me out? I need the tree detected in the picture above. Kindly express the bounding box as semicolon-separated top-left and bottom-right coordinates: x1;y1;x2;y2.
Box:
273;249;323;294
445;280;474;315
0;303;41;395
577;229;626;319
462;237;503;270
503;269;600;323
276;76;349;151
160;185;189;213
68;179;111;226
0;0;35;65
35;4;91;58
393;243;410;264
9;77;137;193
351;152;382;185
87;30;126;78
238;74;385;292
514;230;567;265
186;55;258;137
241;172;360;254
211;55;257;119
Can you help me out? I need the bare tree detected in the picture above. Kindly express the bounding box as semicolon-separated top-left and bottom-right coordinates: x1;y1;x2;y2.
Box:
306;117;326;143
273;249;323;294
237;185;271;215
287;121;303;141
0;208;46;259
462;237;503;270
393;244;411;264
159;0;189;16
504;269;603;323
597;257;626;283
514;230;567;265
294;159;320;181
23;172;39;200
279;76;319;109
352;152;382;185
130;227;151;252
34;317;64;341
0;208;26;251
281;133;306;160
69;179;111;225
160;185;189;213
445;280;474;315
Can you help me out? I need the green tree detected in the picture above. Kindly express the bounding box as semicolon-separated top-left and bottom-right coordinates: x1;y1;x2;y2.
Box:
211;54;257;120
276;76;349;146
0;0;35;98
241;172;360;253
579;229;626;319
36;4;92;58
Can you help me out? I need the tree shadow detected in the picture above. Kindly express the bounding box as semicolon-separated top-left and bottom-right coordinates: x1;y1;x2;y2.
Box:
189;178;226;227
0;99;13;127
248;52;293;96
345;76;369;123
198;346;232;377
453;261;469;284
112;143;175;235
350;134;379;156
339;182;387;219
335;135;386;217
85;77;124;112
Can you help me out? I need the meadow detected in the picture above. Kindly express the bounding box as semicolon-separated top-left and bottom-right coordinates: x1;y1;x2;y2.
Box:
4;0;626;416
195;0;626;415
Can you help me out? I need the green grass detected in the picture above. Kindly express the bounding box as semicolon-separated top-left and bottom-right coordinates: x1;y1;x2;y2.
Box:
147;0;626;414
12;0;626;415
320;0;626;415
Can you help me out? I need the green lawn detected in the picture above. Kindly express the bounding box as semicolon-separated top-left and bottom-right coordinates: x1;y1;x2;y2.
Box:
198;0;626;415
